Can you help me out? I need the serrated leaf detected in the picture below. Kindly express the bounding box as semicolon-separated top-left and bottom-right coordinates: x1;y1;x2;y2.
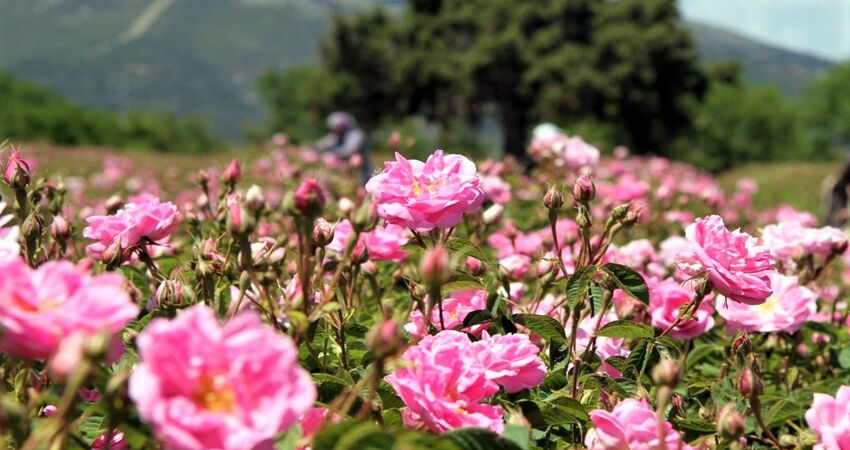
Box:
601;263;649;304
511;313;566;344
565;265;596;308
445;238;491;262
442;279;485;295
501;424;531;450
596;319;654;339
443;428;524;450
462;309;494;327
673;417;716;434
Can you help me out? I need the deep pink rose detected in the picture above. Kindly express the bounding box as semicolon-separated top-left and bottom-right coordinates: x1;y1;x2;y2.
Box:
586;398;694;450
365;150;485;230
129;305;316;450
385;331;504;434
677;215;774;305
0;258;138;362
83;194;179;259
716;272;816;334
806;386;850;450
648;278;714;339
471;332;546;394
328;220;409;262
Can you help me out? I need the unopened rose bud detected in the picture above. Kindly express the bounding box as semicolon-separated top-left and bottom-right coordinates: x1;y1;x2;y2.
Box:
652;359;680;386
543;185;563;210
103;241;123;267
49;215;70;240
732;332;752;355
366;319;404;359
84;332;111;361
611;204;629;221
622;208;641;226
694;275;713;298
155;280;194;310
105;195;123;215
3;147;31;189
196;169;210;187
353;201;377;232
361;260;377;276
717;404;744;441
421;246;449;285
387;131;401;150
466;256;485;276
536;257;554;277
226;195;252;234
738;368;762;397
42;405;58;417
21;212;43;241
312;218;335;247
482;203;504;225
294;178;325;216
576;207;592;229
572;175;595;203
222;159;241;184
245;185;265;212
338;197;356;215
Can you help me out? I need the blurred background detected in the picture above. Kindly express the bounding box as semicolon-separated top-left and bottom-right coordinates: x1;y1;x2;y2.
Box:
1;0;849;175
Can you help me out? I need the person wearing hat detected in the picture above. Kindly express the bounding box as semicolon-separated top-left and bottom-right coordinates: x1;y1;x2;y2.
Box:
314;112;372;184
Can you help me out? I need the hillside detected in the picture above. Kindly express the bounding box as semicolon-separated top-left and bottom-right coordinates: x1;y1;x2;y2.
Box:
688;21;835;97
0;1;837;139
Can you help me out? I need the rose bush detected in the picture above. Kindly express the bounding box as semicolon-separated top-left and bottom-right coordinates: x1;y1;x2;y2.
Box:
1;140;849;450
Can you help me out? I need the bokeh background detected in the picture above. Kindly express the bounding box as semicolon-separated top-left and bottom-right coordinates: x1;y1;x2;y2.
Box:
1;0;849;211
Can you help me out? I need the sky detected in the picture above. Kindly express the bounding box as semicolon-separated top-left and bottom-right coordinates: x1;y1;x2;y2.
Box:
679;0;850;62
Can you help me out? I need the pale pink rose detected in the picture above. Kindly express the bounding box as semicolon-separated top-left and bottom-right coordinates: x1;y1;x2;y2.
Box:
471;332;546;393
774;205;817;227
365;150;485;230
327;220;360;255
805;386;850;450
385;330;504;434
537;133;600;169
586;398;694;450
568;312;630;377
487;228;543;259
481;175;512;204
129;305;315;450
648;278;714;339
327;220;408;262
716;272;815;333
499;254;531;280
677;215;774;305
762;222;846;266
405;290;489;338
83;195;179;259
0;258;138;361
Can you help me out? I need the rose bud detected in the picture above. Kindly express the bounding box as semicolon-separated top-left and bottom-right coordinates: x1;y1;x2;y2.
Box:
717;404;744;441
651;359;680;387
226;195;252;234
543;185;563;210
338;197;356;215
738;368;762;397
366;319;404;359
482;203;504;225
312;218;335;247
3;147;31;188
222;159;241;184
103;241;124;268
245;184;265;213
49;214;71;240
294;178;325;216
421;246;449;285
466;256;485;276
21;211;43;241
572;174;595;202
105;195;123;215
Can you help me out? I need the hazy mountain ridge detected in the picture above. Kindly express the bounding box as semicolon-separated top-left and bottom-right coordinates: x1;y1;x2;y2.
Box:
0;0;837;139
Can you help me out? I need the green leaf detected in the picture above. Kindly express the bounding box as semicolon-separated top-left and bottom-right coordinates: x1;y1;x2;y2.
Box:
589;282;605;315
839;347;850;369
274;425;302;450
601;263;649;304
501;424;531;450
462;309;494;328
565;265;596;308
518;399;587;426
596;319;654;339
547;395;590;422
155;256;182;276
443;427;524;450
511;314;567;344
673;417;716;434
686;344;723;369
442;279;485;295
766;399;803;428
445;238;491;262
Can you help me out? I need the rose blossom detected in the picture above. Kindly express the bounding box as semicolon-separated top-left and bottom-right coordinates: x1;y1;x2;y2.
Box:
0;258;138;362
716;272;816;333
365;150;485;230
648;278;714;339
328;220;409;262
677;215;774;305
471;331;546;394
806;385;850;450
83;194;179;259
586;398;695;449
762;221;847;266
405;290;488;338
129;305;315;450
385;331;504;434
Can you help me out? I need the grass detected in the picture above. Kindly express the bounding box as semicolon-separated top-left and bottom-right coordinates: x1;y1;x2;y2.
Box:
717;161;843;214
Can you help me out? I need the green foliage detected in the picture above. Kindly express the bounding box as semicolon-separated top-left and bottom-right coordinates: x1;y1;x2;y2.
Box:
0;73;223;153
804;62;850;153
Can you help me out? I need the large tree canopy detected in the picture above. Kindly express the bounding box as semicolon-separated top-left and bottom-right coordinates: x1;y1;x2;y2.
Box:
284;0;707;158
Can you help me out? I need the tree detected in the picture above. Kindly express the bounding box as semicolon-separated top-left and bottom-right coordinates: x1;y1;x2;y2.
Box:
804;62;850;155
292;0;706;159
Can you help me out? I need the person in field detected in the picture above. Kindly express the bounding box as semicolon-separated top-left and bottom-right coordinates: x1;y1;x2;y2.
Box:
314;111;372;185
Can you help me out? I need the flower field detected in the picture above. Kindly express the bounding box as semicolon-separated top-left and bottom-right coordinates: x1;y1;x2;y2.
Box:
1;135;849;450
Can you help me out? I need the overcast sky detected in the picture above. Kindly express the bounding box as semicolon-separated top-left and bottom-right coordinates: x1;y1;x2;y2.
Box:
679;0;850;62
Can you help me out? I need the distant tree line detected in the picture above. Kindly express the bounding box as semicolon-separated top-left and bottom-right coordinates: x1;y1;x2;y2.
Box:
0;73;223;154
257;0;850;171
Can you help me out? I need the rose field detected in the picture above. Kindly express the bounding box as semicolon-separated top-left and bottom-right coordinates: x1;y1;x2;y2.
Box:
2;135;850;450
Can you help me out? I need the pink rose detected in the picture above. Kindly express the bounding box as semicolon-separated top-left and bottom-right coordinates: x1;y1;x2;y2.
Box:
648;278;714;339
677;215;774;305
586;398;694;450
405;290;489;338
806;386;850;450
365;150;485;230
328;220;409;262
385;330;504;434
294;178;325;214
83;195;179;259
91;431;127;450
471;332;546;394
716;272;815;333
481;175;512;204
129;305;315;450
0;258;138;361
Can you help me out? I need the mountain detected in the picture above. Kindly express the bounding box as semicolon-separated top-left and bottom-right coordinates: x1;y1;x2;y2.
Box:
687;21;836;97
0;1;837;139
